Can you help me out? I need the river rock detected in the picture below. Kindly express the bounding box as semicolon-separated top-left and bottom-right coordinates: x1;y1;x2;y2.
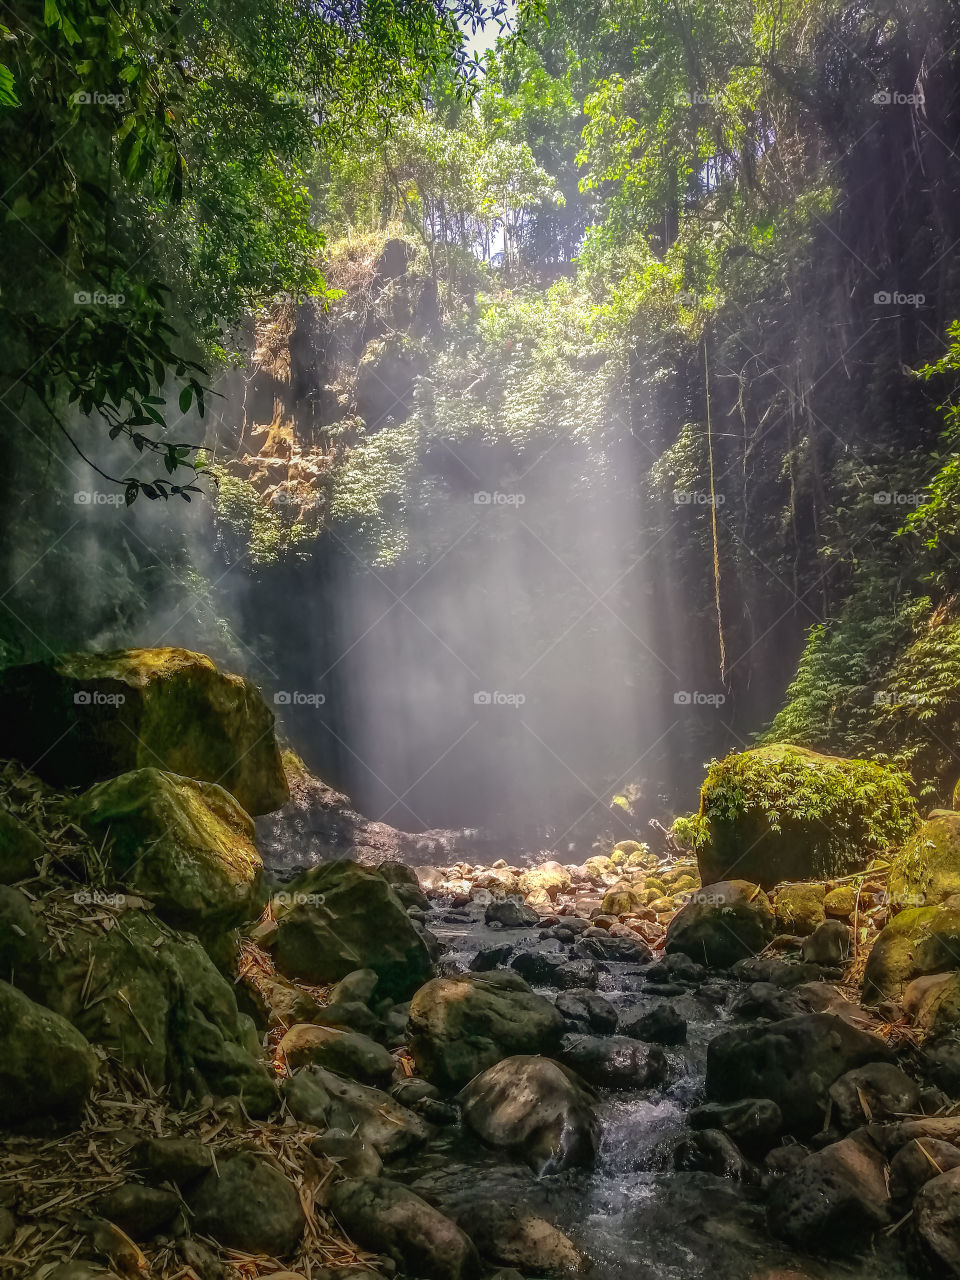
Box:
310;1128;383;1179
284;1065;430;1156
329;1177;480;1280
673;1129;753;1180
554;989;618;1034
274;860;433;999
132;1135;214;1186
890;1137;960;1205
599;886;646;915
409;972;564;1090
486;898;539;928
76;768;265;941
646;954;705;984
458;1055;599;1174
828;1061;921;1128
278;1024;395;1085
0;647;288;814
469;943;515;971
730;983;806;1023
378;861;431;911
618;1004;687;1045
519;863;571;899
800;920;852;966
187;1152;305;1256
93;1182;180;1239
905;971;960;1035
0;804;43;883
767;1130;891;1253
689;1098;782;1153
510;947;565;986
574;933;651;964
773;883;825;936
862;904;960;1003
558;1032;668;1090
889;810;960;908
664;881;775;968
458;1200;584;1275
706;1013;892;1135
0;885;44;997
0;980;99;1126
914;1165;960;1275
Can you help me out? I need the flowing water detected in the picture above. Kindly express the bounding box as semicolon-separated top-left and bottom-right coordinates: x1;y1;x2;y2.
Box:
397;907;913;1280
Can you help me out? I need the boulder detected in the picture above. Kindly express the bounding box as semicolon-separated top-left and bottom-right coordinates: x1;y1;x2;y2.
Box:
696;744;916;888
458;1055;599;1175
673;1128;753;1180
329;1177;480;1280
618;1004;687;1046
0;980;99;1126
904;971;960;1035
132;1135;214;1187
0;885;44;996
689;1098;782;1153
408;972;564;1091
862;904;960;1003
277;1024;395;1086
573;933;651;964
76;768;264;940
914;1165;960;1275
93;1182;180;1239
773;883;825;936
458;1201;584;1276
890;1138;960;1205
823;885;858;918
599;887;646;915
664;881;775;968
0;805;43;883
828;1062;921;1128
274;861;433;999
187;1152;305;1256
558;1033;668;1090
889;810;960;908
0;648;288;814
283;1066;430;1157
706;1013;892;1135
767;1131;891;1253
554;989;618;1034
800;920;852;966
486;898;539;928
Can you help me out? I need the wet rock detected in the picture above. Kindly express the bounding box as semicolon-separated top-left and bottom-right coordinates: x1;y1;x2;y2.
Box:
0;647;288;815
408;972;564;1091
773;883;825;936
573;933;651;964
731;956;820;988
274;861;433;1000
913;1165;960;1275
923;1034;960;1094
486;898;539;928
554;989;618;1034
800;920;852;966
469;943;515;972
828;1062;921;1129
730;983;805;1022
76;767;265;940
458;1055;599;1175
310;1129;383;1179
706;1013;892;1135
665;881;775;969
0;980;99;1126
863;904;960;1003
93;1182;180;1239
457;1200;584;1275
673;1129;754;1180
510;949;565;986
284;1065;430;1157
766;1130;891;1253
0;804;43;883
132;1135;214;1187
599;887;646;915
889;810;960;908
391;1077;440;1106
646;954;705;984
558;1032;668;1090
905;971;960;1035
554;959;601;990
331;968;380;1005
187;1152;305;1256
278;1024;395;1086
329;1177;480;1280
379;861;431;911
890;1137;960;1205
689;1098;782;1154
519;863;571;900
618;1004;687;1045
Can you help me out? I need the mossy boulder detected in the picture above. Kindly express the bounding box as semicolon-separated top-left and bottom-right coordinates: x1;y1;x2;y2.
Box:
824;885;858;918
664;880;775;968
600;886;646;915
76;768;265;940
773;883;826;936
41;907;275;1112
0;805;43;883
0;980;100;1126
518;862;571;899
408;971;565;1091
862;904;960;1004
273;861;433;1000
888;810;960;909
0;647;288;815
696;744;917;890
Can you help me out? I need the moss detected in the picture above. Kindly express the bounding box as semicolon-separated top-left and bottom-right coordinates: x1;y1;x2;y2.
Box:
888;809;960;908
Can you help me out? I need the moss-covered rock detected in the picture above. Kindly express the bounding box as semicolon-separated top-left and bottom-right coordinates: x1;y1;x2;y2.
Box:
862;904;960;1003
824;885;858;918
696;744;917;890
0;980;99;1126
773;883;826;936
0;647;288;815
664;880;775;968
76;768;265;940
888;810;960;909
0;804;43;883
518;862;571;899
273;861;432;1000
600;886;646;915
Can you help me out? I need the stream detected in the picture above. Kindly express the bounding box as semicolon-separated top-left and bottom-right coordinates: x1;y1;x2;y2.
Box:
396;905;914;1280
